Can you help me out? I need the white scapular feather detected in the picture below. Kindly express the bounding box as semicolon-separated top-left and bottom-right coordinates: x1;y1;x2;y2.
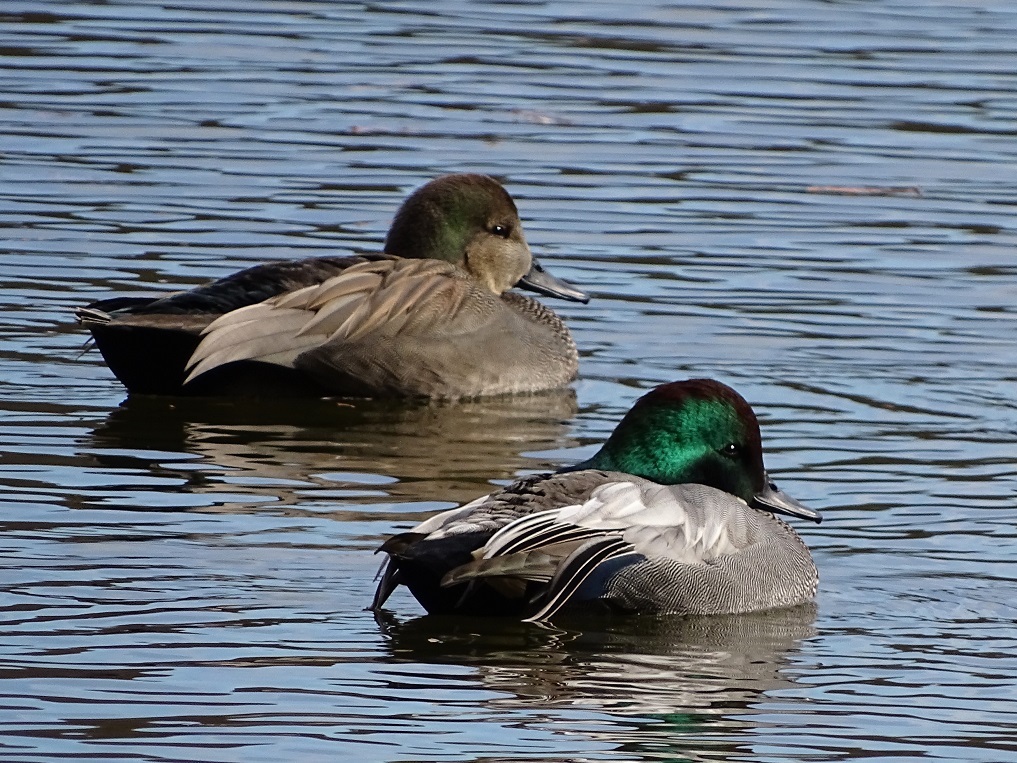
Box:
474;480;746;570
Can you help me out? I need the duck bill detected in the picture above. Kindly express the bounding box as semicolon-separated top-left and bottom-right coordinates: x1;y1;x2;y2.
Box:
517;258;590;303
753;474;822;524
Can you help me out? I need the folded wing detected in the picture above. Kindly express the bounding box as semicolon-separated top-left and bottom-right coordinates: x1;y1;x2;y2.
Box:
184;259;471;386
439;480;754;621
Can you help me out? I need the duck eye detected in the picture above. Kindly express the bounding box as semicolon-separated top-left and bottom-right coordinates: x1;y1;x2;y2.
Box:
721;443;741;458
490;224;511;238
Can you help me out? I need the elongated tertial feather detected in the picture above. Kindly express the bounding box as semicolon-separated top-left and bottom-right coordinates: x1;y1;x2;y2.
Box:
524;537;637;623
488;516;605;558
298;290;372;338
441;547;564;587
74;307;112;324
184;308;316;382
184;257;468;383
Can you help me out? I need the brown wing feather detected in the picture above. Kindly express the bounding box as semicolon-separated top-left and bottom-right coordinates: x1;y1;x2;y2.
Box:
185;259;476;383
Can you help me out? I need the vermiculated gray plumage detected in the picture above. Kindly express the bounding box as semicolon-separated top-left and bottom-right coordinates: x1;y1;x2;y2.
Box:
584;482;818;617
373;471;818;621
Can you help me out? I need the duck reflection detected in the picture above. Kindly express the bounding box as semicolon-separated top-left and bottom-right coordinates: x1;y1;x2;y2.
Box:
84;390;578;508
376;605;816;722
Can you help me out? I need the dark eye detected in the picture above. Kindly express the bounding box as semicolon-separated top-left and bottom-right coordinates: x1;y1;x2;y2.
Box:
721;443;741;458
490;224;511;238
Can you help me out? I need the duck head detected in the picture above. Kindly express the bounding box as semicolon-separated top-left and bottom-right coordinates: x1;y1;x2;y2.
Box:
384;173;588;303
574;378;822;523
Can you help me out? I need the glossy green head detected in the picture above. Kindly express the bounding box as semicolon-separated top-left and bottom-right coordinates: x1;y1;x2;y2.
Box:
583;379;767;502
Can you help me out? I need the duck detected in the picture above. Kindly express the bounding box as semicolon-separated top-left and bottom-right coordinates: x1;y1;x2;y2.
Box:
76;173;589;398
372;378;821;622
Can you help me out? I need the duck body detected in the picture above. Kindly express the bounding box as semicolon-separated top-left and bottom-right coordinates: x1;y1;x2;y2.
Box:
77;174;587;398
373;379;822;622
78;255;364;396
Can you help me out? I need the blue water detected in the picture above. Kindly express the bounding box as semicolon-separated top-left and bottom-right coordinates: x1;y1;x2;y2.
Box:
2;1;1017;761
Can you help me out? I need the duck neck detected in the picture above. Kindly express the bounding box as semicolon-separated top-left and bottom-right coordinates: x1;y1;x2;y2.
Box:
385;210;469;263
572;407;701;485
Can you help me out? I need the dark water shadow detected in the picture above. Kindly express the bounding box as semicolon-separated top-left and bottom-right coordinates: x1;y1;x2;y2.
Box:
376;605;817;713
83;390;580;506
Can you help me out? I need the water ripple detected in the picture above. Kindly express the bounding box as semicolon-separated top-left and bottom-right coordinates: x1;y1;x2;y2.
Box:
2;1;1017;761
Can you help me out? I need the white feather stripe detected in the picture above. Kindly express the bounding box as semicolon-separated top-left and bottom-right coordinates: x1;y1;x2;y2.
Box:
477;482;652;559
494;522;605;557
442;547;563;586
465;480;751;573
481;516;554;557
480;508;573;557
523;537;636;623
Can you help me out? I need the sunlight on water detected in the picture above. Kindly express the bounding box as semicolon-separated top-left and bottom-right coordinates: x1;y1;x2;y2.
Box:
2;1;1017;761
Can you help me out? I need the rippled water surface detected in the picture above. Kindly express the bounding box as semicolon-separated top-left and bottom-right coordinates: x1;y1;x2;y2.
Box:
3;1;1017;761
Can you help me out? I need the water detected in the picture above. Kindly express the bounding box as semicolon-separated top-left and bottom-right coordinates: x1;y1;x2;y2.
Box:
3;0;1017;760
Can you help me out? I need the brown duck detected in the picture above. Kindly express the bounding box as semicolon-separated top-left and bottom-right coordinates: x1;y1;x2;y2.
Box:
76;174;589;398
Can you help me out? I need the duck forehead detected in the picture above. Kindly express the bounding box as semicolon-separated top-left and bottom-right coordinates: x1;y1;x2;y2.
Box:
623;396;742;451
639;379;755;425
634;383;760;449
683;397;751;445
434;174;518;221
